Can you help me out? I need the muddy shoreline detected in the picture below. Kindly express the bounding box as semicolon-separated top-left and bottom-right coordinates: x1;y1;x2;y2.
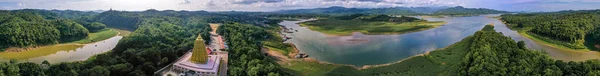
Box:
2;32;121;52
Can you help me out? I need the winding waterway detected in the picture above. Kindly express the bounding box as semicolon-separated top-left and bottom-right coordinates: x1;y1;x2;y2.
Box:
280;14;600;66
0;36;123;63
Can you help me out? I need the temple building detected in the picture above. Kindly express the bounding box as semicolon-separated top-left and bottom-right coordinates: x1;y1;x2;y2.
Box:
171;36;221;76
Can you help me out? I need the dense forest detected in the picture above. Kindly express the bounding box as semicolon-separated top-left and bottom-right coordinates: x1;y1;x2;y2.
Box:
0;9;209;76
433;6;510;15
3;7;599;76
501;10;600;49
0;10;97;51
0;9;285;76
334;14;422;23
217;23;286;76
458;25;600;75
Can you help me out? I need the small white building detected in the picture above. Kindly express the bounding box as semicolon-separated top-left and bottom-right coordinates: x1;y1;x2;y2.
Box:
171;52;221;76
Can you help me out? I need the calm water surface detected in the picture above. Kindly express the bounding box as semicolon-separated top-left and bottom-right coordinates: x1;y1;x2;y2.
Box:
280;15;600;66
0;36;123;63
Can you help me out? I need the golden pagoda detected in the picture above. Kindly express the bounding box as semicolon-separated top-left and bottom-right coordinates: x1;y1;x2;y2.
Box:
190;35;208;64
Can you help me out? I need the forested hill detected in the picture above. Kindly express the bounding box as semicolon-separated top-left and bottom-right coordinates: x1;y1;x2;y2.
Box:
275;6;419;15
501;10;600;49
459;25;600;76
0;10;92;51
6;9;99;19
334;14;422;22
95;9;275;31
433;6;510;15
0;9;288;76
275;6;508;15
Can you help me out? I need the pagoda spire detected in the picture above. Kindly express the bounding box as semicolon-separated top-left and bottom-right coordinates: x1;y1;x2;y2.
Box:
190;34;209;64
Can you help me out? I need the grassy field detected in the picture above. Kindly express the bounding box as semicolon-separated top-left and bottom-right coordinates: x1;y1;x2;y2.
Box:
265;46;291;55
419;15;446;18
69;29;119;44
262;25;295;55
281;36;473;76
298;19;446;36
281;61;344;76
504;23;589;51
112;28;132;36
518;32;589;51
268;17;302;21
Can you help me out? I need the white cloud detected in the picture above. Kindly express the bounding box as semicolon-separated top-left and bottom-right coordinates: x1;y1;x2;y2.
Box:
0;0;460;11
179;0;191;4
17;2;23;7
198;0;460;11
0;0;599;11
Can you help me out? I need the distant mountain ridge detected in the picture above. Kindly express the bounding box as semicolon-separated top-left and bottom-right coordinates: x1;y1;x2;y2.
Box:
433;6;510;15
275;6;509;15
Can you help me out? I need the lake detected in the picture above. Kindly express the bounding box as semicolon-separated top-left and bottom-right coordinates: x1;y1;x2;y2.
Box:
280;14;600;66
0;36;123;63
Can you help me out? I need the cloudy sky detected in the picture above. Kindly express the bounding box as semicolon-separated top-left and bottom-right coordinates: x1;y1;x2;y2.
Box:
0;0;599;12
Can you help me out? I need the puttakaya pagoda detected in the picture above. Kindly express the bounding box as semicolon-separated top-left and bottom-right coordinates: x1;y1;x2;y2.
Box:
190;35;208;63
171;34;221;75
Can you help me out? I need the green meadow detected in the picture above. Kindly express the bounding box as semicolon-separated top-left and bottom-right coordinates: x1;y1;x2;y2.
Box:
299;19;446;36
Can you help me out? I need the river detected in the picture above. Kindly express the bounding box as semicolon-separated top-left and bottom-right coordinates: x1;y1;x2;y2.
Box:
279;14;600;66
0;36;123;63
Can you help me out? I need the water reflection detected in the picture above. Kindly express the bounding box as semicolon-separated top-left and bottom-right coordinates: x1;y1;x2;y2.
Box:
281;16;488;66
0;36;123;63
281;15;600;66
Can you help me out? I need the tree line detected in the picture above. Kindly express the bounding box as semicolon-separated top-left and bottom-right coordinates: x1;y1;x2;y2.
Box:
0;9;285;76
334;14;423;23
433;6;510;15
0;11;101;51
458;25;600;75
217;23;286;76
501;10;600;49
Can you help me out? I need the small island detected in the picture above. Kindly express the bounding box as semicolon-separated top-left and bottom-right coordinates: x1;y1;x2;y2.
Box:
298;14;446;36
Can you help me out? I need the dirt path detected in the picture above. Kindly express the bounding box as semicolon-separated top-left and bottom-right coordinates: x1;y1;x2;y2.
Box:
210;23;220;33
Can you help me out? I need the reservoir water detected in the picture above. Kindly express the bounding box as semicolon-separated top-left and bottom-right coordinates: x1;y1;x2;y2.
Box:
0;36;123;63
280;14;600;66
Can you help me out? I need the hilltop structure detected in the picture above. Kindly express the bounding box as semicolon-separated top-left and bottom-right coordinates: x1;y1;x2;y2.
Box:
171;35;221;76
190;36;209;63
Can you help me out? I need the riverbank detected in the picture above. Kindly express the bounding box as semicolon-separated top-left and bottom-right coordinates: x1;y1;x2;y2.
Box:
263;45;348;76
3;28;121;52
0;28;130;63
418;15;446;18
272;19;470;75
264;25;351;75
112;28;132;36
68;29;119;44
298;19;446;36
272;35;473;76
500;20;591;52
0;44;84;60
0;35;123;63
518;31;591;51
276;16;561;75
